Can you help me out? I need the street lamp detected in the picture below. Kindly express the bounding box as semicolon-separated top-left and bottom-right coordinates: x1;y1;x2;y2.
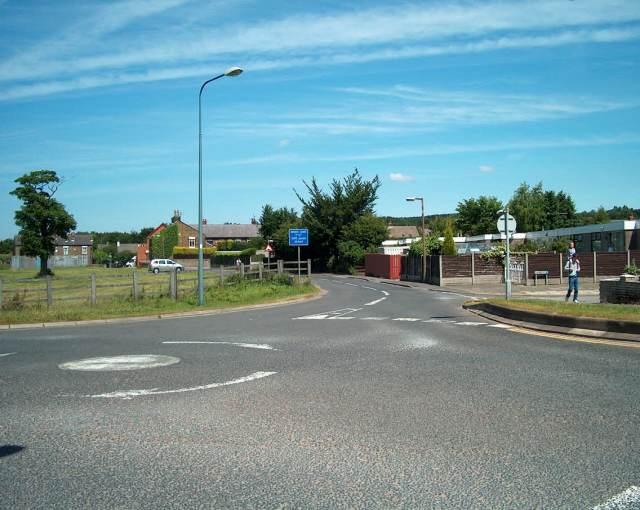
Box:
406;196;426;282
198;66;243;306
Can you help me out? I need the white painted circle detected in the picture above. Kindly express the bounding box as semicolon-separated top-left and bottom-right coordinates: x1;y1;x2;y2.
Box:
59;354;180;372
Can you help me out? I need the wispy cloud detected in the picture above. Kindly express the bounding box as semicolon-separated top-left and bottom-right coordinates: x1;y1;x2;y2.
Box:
389;173;416;182
479;165;494;173
223;133;640;166
1;1;640;99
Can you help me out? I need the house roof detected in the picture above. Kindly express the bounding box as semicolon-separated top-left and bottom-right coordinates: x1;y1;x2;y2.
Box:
15;233;93;246
189;224;260;239
387;225;421;239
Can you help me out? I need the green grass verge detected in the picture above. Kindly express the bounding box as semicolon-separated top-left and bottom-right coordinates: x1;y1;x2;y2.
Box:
0;278;318;325
485;298;640;322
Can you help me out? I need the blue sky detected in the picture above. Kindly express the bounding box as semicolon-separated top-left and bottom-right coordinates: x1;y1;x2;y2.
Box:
1;0;639;239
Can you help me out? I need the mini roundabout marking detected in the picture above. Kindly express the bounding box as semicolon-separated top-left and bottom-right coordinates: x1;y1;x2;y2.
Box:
59;342;278;400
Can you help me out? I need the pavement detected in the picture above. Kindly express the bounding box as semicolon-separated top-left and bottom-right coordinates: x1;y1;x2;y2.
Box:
348;275;639;342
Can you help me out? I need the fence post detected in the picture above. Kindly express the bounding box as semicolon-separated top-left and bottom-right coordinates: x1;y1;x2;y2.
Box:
471;252;475;286
593;251;597;283
90;273;97;305
258;262;263;281
170;270;177;300
524;253;529;287
439;255;444;287
278;259;284;274
46;276;53;308
220;264;224;285
559;253;563;284
132;270;139;300
240;263;245;279
307;258;312;276
628;250;631;267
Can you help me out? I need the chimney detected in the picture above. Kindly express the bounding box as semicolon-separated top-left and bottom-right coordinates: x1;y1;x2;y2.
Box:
202;218;207;225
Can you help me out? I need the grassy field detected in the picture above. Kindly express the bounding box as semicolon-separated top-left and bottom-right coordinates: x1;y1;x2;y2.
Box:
0;266;318;325
486;298;640;322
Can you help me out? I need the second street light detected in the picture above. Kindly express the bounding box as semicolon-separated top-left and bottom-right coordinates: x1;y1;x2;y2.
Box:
197;66;243;306
406;196;426;282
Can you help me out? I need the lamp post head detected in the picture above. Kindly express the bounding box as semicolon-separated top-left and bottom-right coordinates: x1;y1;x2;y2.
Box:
406;197;415;202
224;66;243;77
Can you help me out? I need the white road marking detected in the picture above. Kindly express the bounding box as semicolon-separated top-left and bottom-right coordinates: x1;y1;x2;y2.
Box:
331;316;356;320
360;317;388;321
362;286;378;291
0;352;17;358
393;318;421;322
162;341;276;350
593;486;640;510
87;371;277;400
488;324;512;329
364;297;387;306
59;355;180;372
344;282;359;287
456;321;489;326
293;308;361;320
381;290;390;296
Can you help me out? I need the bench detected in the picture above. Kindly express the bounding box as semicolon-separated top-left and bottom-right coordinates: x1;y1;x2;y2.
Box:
534;270;549;286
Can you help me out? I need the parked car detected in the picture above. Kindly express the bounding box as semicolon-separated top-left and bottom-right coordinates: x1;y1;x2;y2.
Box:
149;259;183;273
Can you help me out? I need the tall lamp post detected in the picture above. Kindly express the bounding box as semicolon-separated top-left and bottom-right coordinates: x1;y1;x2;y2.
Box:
198;66;243;306
406;196;426;282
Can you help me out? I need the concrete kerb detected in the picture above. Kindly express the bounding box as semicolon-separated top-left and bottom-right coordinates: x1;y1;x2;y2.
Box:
0;286;327;331
464;301;640;343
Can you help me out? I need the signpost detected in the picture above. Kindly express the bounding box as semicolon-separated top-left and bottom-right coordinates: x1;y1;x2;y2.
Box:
496;210;517;299
265;242;274;274
288;228;309;278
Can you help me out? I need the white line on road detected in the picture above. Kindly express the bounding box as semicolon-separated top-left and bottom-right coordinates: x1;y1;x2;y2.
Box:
593;486;640;510
364;297;387;306
360;317;389;321
87;371;278;400
162;341;277;350
488;324;512;329
362;286;378;291
330;316;356;320
393;318;421;322
344;282;359;287
0;352;17;358
381;291;390;296
294;314;329;320
456;322;489;326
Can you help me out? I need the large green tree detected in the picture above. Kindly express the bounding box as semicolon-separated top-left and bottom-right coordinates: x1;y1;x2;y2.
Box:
455;195;503;236
11;170;77;276
509;182;577;232
258;205;299;240
296;169;381;272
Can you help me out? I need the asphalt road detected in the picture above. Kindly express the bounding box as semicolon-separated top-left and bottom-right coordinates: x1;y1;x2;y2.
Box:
1;276;639;509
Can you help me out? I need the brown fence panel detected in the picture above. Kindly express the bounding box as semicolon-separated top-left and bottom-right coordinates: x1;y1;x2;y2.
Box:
528;253;561;278
578;253;594;279
596;252;628;276
630;251;640;265
474;256;503;276
443;255;471;278
365;254;402;280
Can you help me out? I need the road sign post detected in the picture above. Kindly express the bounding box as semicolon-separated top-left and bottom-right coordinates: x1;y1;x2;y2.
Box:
288;229;309;280
497;210;517;299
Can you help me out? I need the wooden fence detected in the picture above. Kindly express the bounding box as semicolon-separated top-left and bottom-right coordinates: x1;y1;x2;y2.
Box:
366;250;640;286
0;259;311;309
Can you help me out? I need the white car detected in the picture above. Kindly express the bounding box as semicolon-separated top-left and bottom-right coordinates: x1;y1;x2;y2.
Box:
149;259;183;273
125;256;136;268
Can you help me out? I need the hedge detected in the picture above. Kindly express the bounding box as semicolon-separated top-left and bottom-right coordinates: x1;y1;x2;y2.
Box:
173;246;217;258
212;248;256;266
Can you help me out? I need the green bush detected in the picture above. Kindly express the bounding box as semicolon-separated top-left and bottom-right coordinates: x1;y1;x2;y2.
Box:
173;246;217;257
624;263;639;275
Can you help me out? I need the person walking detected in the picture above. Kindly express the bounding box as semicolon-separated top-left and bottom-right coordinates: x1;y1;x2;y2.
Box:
564;253;581;303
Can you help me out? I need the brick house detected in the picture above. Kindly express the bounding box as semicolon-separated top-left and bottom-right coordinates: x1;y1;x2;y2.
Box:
13;233;93;268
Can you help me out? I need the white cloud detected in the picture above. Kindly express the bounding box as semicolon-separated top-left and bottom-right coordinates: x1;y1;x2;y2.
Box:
1;1;640;99
479;165;494;173
390;173;416;182
278;139;291;147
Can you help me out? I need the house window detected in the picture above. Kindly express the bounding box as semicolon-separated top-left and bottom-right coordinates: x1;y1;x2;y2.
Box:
188;237;196;248
63;246;69;256
82;246;88;255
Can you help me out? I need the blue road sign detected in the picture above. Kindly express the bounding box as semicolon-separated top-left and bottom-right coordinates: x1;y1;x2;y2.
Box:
288;228;309;246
